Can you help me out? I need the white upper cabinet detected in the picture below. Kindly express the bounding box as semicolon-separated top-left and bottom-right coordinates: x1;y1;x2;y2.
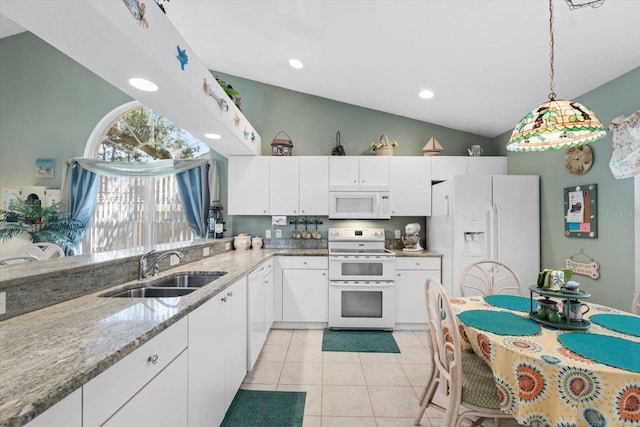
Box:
431;156;507;181
269;157;300;215
228;156;270;215
390;157;432;216
329;156;389;187
431;156;468;181
269;157;329;216
299;156;329;215
467;156;507;175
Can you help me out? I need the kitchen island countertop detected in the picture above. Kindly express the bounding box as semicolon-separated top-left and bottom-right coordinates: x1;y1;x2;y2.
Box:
0;247;440;426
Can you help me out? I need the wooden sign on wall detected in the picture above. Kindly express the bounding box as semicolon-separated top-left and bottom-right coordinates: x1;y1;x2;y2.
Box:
565;249;600;279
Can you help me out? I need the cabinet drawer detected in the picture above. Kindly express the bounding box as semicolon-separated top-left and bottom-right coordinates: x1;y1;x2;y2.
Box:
83;317;188;427
396;257;441;271
279;256;328;269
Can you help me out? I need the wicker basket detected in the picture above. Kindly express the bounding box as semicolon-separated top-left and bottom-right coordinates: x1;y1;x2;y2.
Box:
374;134;395;156
270;131;294;156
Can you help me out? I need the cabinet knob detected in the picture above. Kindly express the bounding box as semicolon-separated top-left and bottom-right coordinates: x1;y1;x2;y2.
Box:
221;296;227;303
416;262;421;266
228;291;233;297
303;261;307;265
148;354;159;365
397;273;401;277
322;272;326;276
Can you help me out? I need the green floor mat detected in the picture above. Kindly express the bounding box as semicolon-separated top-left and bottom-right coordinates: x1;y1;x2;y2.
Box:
322;328;401;353
221;389;306;427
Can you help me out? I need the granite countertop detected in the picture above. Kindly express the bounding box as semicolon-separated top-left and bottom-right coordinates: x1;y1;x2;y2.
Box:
0;247;439;426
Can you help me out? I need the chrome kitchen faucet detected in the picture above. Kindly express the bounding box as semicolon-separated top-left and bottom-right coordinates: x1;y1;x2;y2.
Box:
138;250;184;280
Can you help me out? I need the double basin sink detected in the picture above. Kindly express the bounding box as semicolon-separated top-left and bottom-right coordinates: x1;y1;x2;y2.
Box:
102;271;227;298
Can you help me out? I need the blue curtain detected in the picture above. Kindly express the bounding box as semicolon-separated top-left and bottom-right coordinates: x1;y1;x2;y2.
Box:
176;162;210;238
64;161;99;254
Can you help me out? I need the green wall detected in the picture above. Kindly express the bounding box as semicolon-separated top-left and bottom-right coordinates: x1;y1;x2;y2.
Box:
493;66;640;310
0;32;132;191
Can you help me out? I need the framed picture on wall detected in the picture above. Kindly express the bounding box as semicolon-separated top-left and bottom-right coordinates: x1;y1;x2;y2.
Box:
35;159;54;178
564;184;597;238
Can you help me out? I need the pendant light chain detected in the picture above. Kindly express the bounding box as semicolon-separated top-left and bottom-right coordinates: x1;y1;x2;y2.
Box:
548;0;556;100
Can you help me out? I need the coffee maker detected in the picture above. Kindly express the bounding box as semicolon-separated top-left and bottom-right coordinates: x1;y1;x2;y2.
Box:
402;223;423;252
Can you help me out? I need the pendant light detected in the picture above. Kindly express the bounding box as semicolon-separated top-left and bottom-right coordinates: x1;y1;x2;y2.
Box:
506;0;606;152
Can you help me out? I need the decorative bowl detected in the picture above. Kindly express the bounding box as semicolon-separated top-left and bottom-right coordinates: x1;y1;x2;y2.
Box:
564;280;580;290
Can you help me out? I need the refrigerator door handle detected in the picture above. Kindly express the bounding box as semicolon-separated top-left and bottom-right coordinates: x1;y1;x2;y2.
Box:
494;202;501;260
488;204;495;259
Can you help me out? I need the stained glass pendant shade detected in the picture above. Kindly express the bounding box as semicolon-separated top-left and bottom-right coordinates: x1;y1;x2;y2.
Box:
506;0;607;152
507;98;606;151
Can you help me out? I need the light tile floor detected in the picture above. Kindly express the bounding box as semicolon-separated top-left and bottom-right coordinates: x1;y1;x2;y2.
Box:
241;329;525;427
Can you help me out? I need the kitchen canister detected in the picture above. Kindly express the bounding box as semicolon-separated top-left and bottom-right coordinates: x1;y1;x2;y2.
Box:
270;131;294;156
251;236;263;249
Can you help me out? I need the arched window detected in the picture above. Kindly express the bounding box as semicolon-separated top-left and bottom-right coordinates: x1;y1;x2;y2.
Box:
83;101;210;253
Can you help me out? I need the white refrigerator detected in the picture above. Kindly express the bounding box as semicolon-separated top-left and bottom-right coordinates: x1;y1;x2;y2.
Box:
427;175;540;298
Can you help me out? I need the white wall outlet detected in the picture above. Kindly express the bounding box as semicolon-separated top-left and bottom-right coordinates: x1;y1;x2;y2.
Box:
275;229;282;238
0;292;6;315
203;247;210;256
170;254;180;266
265;229;272;238
395;229;401;239
225;242;231;250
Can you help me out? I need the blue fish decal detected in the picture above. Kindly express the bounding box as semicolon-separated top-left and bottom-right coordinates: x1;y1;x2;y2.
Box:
176;46;188;70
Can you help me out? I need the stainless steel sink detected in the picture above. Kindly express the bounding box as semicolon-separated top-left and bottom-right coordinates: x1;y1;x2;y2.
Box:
101;271;227;298
149;271;227;288
108;287;197;298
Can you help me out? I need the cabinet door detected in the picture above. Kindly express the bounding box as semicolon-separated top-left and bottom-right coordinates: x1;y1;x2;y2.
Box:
27;389;81;427
270;157;300;215
390;157;432;215
248;266;267;370
431;156;468;181
188;293;226;427
282;269;328;322
83;318;188;427
468;157;507;175
228;156;270;215
395;270;434;324
299;156;329;215
103;351;188;427
359;156;390;186
224;277;248;409
329;156;359;186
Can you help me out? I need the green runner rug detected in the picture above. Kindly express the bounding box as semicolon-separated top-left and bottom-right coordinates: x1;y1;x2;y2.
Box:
322;328;401;353
221;389;306;427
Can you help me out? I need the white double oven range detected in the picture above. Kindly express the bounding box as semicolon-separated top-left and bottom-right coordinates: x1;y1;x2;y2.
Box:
328;228;396;330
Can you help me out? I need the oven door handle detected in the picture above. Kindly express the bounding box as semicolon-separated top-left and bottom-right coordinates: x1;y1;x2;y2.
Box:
330;281;395;288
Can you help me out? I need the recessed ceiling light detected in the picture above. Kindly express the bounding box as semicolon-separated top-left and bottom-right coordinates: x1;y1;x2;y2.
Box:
289;59;304;69
128;78;158;92
204;133;222;140
418;89;435;99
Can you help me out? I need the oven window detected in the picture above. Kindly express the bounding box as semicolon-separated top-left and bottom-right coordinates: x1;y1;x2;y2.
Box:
341;291;383;318
341;263;383;276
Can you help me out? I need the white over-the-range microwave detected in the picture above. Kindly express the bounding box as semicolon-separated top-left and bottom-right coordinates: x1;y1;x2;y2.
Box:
328;187;391;219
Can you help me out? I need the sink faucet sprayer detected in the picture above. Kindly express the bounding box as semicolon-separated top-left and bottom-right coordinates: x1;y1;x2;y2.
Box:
138;250;184;280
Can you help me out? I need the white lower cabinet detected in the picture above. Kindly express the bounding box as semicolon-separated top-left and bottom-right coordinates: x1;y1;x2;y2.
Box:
395;257;442;325
248;260;274;371
26;389;82;427
83;317;188;427
188;277;247;427
102;351;188;427
281;257;329;322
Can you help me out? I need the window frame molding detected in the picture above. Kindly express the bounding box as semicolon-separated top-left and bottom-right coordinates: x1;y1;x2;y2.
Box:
84;100;143;158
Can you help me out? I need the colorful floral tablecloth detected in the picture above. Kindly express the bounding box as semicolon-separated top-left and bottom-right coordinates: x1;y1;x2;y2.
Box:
453;296;640;427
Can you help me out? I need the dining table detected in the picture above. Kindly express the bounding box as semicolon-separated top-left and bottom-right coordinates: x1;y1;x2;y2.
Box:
452;293;640;427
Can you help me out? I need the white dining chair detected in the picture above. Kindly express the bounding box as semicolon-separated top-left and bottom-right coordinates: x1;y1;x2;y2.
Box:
460;259;522;297
13;242;65;260
632;291;640;315
414;276;515;427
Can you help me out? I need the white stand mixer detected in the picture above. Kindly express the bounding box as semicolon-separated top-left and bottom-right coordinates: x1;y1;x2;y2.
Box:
402;223;424;252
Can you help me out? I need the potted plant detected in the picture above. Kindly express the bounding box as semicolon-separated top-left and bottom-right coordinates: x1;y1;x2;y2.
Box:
370;134;398;156
0;198;84;254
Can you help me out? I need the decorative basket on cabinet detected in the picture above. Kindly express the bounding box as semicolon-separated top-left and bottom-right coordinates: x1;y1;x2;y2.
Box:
270;131;294;156
370;134;397;156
